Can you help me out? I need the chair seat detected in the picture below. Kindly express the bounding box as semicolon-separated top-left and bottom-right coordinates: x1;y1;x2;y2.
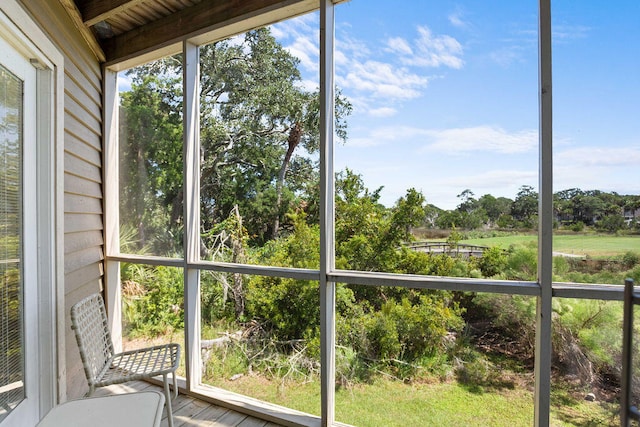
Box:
95;343;180;387
70;293;181;427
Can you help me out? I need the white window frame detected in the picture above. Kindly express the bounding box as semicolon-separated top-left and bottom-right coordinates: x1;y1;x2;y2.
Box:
102;1;623;426
0;0;64;424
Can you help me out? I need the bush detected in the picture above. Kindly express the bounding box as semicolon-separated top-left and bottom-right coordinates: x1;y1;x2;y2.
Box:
505;246;537;280
622;251;640;269
470;294;536;353
122;264;184;336
363;295;464;362
477;247;507;277
570;221;585;232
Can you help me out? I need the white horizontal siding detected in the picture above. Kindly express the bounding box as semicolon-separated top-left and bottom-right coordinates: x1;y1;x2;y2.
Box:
20;0;105;400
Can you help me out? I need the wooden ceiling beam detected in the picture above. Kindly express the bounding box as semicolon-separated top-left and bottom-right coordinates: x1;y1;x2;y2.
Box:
58;0;106;61
102;0;317;67
79;0;147;26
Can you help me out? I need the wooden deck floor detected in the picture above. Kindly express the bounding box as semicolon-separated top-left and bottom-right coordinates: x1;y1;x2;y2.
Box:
93;381;285;427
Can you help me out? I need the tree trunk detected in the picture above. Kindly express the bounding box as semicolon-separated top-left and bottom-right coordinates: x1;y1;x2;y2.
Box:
230;205;246;319
273;122;302;239
136;144;147;248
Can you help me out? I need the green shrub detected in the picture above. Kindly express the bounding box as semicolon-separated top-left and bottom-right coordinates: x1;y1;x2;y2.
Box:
622;251;640;269
246;277;319;341
570;221;585;232
363;295;464;362
477;247;507;277
122;264;184;336
553;299;622;367
505;246;537;280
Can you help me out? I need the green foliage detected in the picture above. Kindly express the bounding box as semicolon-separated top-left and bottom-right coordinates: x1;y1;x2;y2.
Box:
245;216;323;340
570;221;585;232
597;213;626;232
553;299;622;368
122;264;184;336
622;251;640;269
119;72;184;255
351;295;464;364
470;294;536;353
247;277;319;341
447;227;463;247
476;247;507;277
505;246;537;280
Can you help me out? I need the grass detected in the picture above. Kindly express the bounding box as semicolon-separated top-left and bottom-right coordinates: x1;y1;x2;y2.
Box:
123;232;634;426
206;374;618;426
462;233;640;257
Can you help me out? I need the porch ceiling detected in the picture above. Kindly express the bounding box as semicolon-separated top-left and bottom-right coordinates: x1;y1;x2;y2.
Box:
60;0;320;66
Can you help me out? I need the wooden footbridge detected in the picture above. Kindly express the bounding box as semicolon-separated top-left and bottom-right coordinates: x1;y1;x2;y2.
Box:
404;241;491;258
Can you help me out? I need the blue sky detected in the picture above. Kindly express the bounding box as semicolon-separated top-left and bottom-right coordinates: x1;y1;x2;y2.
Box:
272;1;640;209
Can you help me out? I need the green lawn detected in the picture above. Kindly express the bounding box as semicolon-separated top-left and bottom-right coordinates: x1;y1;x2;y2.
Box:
462;233;640;257
210;375;617;426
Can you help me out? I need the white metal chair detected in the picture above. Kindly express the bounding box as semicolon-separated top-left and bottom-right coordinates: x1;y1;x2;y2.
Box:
621;278;640;426
70;293;181;427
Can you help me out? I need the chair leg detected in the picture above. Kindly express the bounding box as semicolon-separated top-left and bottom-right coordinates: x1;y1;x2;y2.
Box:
172;371;178;399
163;374;175;427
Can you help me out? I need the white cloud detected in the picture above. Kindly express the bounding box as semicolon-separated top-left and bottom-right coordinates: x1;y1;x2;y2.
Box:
385;37;413;56
274;18;463;116
117;73;132;92
295;79;319;92
369;107;397;118
345;125;429;147
444;169;536;189
342;125;538;155
286;35;318;72
448;11;467;29
271;14;319;72
555;147;640;167
337;34;372;61
397;26;464;69
340;60;429;100
489;46;524;67
425;126;538;154
553;24;591;42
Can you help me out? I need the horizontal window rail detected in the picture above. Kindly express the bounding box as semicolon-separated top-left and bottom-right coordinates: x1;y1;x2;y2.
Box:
107;255;626;300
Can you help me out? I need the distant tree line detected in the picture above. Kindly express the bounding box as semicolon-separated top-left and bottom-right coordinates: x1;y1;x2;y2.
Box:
431;186;640;232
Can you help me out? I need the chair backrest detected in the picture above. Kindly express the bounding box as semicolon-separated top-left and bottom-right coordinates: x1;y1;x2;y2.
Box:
70;293;116;386
621;278;640;426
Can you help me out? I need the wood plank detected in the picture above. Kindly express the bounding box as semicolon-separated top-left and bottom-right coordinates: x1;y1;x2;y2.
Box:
64;74;102;125
57;0;106;61
64;230;104;255
209;409;249;426
170;398;213;426
64;262;104;294
96;382;288;427
64;246;104;275
65;133;101;167
237;417;268;427
61;46;102;98
103;0;316;65
80;0;149;26
65;193;103;214
64;151;102;182
173;404;231;427
65;173;102;198
64;212;103;233
64;105;101;150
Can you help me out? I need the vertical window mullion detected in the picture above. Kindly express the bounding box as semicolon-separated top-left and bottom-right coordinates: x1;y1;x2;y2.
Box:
319;1;336;425
183;40;201;391
103;69;123;353
535;0;553;425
